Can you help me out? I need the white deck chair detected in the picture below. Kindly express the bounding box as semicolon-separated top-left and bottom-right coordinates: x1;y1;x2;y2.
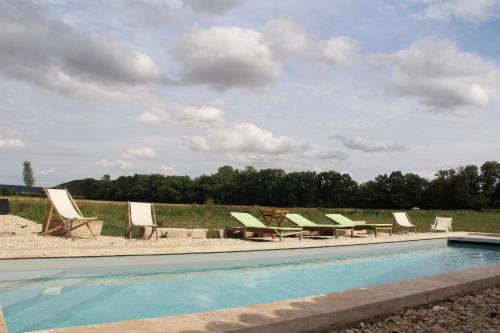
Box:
127;202;158;241
431;217;453;232
43;188;98;240
392;212;417;233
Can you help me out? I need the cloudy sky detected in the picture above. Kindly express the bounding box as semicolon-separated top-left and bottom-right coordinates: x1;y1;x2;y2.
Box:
1;0;499;186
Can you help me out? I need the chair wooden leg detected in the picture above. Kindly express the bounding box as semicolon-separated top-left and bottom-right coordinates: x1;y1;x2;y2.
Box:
147;227;155;239
85;222;97;239
66;221;75;241
44;206;53;236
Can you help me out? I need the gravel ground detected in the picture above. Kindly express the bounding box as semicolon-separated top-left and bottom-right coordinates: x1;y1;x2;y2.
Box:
0;214;251;249
331;286;500;333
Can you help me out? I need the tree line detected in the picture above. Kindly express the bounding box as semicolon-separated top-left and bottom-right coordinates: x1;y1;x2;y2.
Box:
60;161;500;210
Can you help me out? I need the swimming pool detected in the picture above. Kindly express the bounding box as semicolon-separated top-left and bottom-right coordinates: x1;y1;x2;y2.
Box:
0;239;498;332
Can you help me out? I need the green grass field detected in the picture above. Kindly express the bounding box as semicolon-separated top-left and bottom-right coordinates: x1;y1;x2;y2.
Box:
5;196;500;237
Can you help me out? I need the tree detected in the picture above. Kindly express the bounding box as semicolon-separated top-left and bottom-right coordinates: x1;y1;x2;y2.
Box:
22;160;35;188
480;161;500;208
50;161;499;209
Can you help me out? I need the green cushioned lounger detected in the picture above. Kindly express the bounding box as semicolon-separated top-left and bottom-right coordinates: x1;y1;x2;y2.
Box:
285;213;353;238
325;214;393;237
230;212;302;241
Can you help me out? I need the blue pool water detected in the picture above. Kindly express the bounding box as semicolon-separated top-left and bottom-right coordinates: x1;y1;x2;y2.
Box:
0;241;498;332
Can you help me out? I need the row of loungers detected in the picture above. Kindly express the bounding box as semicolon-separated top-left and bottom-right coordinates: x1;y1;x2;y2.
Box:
230;212;452;241
230;212;396;241
43;188;451;242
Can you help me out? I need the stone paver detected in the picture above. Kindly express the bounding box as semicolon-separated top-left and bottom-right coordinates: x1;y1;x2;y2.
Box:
0;306;6;333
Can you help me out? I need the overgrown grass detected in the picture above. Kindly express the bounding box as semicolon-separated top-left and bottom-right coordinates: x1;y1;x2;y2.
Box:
5;196;500;237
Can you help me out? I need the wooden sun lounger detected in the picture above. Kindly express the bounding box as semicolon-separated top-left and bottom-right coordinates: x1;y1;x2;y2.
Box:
285;213;354;238
230;212;302;241
325;214;393;237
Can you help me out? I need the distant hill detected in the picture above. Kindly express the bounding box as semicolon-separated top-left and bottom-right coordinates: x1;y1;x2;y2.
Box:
55;178;98;197
0;184;44;195
0;179;100;198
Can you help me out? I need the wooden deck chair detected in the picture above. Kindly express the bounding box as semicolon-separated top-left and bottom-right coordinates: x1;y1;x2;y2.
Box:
43;188;98;240
127;202;159;241
392;212;417;233
431;217;453;232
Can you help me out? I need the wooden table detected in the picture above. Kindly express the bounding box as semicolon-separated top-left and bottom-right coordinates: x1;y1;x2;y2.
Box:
260;209;289;227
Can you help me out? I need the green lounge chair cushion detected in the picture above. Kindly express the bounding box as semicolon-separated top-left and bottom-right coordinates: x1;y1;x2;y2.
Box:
325;214;392;228
286;213;353;229
326;214;356;227
230;212;301;231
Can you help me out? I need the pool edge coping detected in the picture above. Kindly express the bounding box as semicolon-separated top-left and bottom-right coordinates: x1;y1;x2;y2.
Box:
0;233;463;260
28;263;500;333
0;305;7;333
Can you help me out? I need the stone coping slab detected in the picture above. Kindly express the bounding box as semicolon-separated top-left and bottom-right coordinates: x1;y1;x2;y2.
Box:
449;234;500;245
0;232;467;260
29;263;500;333
0;306;6;333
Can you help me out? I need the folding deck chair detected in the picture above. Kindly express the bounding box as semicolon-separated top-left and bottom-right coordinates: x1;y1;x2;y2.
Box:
431;216;453;232
392;212;417;233
43;188;98;240
127;202;159;241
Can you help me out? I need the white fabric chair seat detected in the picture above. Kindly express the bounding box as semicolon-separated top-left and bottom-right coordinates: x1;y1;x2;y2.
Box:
128;202;158;240
432;217;453;232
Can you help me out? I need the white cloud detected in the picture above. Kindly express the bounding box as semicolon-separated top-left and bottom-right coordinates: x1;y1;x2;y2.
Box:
40;168;55;175
136;108;171;125
0;138;26;149
332;135;409;153
0;2;164;104
170;26;282;90
97;157;145;170
377;38;499;113
160;165;177;176
414;0;500;22
96;159;114;167
121;147;156;159
182;0;245;15
116;159;137;170
319;36;360;67
313;150;349;161
263;18;309;58
180;106;224;128
183;122;310;155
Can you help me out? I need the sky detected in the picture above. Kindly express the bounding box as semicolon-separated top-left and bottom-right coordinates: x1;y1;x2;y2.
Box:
1;0;500;186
